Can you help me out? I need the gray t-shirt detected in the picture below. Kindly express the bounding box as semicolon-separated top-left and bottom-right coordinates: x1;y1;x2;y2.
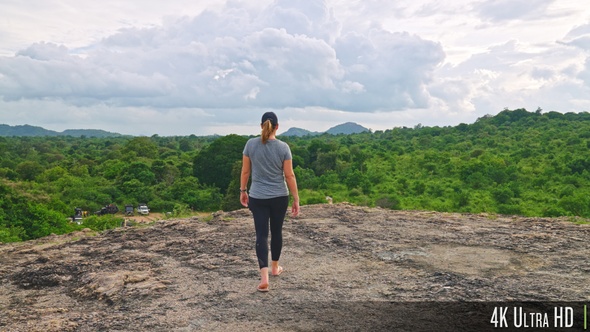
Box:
243;137;292;199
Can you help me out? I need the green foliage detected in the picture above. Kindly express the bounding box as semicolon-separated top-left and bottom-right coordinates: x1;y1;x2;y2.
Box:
299;189;330;205
0;181;72;242
375;194;401;210
163;176;222;211
294;166;318;189
286;109;590;217
0;226;25;243
221;160;245;212
1;109;590;243
193;134;248;191
122;137;159;159
558;191;590;217
171;203;193;218
119;162;156;184
79;215;124;231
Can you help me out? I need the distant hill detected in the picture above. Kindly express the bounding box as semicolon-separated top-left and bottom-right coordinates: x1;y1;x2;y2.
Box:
60;129;122;137
280;127;321;137
281;122;369;137
0;124;122;137
325;122;370;135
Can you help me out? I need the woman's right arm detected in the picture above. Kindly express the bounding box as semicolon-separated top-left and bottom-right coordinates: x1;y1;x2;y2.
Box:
240;155;251;207
283;159;300;217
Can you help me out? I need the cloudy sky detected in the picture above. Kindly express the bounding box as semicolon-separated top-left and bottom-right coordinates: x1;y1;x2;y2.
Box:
0;0;589;136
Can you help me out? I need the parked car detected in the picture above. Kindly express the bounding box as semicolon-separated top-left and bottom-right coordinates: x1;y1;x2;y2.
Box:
95;203;119;216
72;207;83;224
137;203;149;215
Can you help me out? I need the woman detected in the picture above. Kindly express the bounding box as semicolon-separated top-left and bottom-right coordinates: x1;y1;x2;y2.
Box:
240;112;300;292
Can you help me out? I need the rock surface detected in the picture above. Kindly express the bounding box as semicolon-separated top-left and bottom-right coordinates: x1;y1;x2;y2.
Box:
1;203;589;331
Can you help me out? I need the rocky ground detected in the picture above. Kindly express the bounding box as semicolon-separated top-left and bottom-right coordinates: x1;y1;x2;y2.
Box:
1;203;589;331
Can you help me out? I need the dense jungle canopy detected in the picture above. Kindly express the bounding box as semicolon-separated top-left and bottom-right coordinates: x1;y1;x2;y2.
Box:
1;108;589;242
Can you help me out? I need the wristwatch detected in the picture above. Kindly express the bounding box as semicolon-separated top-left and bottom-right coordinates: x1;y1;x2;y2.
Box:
239;188;248;193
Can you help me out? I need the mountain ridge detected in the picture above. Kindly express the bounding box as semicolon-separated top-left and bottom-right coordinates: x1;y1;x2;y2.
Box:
0;124;122;138
1;122;370;137
281;122;369;136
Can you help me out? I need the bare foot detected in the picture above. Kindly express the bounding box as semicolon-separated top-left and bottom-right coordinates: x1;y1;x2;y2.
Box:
258;267;269;292
271;266;284;276
257;282;269;292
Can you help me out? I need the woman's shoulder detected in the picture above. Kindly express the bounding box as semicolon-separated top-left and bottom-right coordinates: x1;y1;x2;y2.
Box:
243;137;261;154
246;137;262;145
271;138;289;146
274;139;292;153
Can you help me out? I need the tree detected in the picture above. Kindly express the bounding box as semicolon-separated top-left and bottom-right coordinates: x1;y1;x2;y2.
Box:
0;181;70;241
121;179;154;204
123;137;158;159
193;134;248;191
16;161;43;181
3;108;590;243
221;160;245;212
118;162;156;185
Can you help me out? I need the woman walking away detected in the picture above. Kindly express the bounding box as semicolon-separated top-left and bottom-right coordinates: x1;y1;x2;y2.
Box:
240;112;300;292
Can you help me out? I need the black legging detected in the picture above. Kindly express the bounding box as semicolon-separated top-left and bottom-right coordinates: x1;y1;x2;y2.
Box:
248;196;289;269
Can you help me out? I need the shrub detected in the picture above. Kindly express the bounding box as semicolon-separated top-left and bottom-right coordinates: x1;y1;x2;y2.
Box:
375;194;401;210
79;215;124;231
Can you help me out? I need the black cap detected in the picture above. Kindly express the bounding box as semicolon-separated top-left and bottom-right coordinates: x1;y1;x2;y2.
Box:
261;112;278;126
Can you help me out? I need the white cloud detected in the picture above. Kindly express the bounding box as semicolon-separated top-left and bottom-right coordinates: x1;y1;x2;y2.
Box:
0;1;445;114
0;0;589;135
0;42;173;104
560;23;590;51
475;0;556;22
578;58;590;87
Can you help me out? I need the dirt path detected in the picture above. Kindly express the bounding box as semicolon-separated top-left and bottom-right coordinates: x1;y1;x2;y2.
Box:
1;204;589;331
122;212;166;224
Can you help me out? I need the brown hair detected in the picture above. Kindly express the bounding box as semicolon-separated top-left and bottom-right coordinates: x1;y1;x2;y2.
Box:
261;120;275;144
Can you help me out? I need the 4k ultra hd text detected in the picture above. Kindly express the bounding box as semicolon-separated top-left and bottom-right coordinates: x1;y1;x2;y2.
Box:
490;305;587;329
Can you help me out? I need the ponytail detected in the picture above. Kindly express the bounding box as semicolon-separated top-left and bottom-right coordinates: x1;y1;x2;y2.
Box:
261;120;275;144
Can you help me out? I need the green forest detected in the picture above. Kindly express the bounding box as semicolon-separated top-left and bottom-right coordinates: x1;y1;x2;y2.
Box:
1;108;589;243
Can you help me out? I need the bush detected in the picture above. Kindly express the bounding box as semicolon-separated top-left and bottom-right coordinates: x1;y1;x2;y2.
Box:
375;194;401;210
558;192;590;217
0;226;26;243
542;206;568;217
79;215;124;231
497;204;523;216
148;198;175;213
492;186;514;204
301;190;329;205
171;203;193;217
